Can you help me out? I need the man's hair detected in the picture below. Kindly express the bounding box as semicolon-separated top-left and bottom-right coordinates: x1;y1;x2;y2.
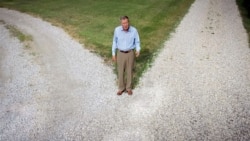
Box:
120;16;129;22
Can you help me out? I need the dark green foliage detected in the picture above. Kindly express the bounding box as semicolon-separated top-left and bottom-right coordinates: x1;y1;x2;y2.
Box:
237;0;250;45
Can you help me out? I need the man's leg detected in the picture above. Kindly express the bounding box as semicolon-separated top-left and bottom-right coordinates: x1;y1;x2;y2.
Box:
126;51;135;90
117;51;126;91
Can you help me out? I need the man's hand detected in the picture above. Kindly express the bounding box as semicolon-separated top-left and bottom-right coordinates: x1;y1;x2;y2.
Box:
135;51;140;57
112;56;116;61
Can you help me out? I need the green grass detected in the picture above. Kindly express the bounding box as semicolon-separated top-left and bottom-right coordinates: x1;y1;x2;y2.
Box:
5;24;32;42
0;0;195;87
236;0;250;46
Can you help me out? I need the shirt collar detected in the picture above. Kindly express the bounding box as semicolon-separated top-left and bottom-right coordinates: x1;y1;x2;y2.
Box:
121;26;131;32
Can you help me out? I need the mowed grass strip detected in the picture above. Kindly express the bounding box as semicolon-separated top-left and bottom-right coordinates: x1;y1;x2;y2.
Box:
5;24;32;42
0;0;195;87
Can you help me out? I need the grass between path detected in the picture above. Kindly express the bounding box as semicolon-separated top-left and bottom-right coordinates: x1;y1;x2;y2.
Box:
4;24;33;49
0;0;194;87
236;0;250;46
5;24;32;43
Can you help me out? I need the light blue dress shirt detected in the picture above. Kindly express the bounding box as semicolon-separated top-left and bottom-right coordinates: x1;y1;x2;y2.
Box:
112;26;140;56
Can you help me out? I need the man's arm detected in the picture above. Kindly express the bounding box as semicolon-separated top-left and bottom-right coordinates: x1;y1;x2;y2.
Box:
112;29;117;61
135;29;140;57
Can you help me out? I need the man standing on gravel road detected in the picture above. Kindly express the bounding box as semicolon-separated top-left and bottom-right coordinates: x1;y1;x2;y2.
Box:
112;16;140;95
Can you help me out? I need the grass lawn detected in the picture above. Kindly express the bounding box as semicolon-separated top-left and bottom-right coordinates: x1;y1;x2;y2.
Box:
0;0;195;87
236;0;250;45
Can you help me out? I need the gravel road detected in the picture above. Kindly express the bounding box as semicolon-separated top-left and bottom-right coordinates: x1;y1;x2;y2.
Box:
1;0;250;140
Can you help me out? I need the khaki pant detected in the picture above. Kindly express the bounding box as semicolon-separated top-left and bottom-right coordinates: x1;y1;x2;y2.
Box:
117;51;134;91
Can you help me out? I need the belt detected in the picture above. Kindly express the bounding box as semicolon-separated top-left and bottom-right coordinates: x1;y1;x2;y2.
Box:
119;50;132;53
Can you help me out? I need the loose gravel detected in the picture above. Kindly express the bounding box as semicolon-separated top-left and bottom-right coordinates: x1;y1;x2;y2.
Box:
1;0;250;140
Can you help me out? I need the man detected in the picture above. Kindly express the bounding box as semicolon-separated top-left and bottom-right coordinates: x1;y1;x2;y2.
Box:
112;16;140;95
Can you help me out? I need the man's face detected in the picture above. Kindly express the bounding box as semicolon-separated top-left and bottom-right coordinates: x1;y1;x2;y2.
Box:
121;19;129;31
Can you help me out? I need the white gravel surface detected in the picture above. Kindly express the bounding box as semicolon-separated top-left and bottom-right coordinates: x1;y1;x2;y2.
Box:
1;0;250;140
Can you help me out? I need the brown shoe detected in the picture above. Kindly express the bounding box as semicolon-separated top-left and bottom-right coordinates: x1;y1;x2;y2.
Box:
117;90;125;95
127;90;133;95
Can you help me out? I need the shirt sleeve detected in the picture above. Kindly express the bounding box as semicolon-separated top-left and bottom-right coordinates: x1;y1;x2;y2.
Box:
135;29;140;52
112;29;117;56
